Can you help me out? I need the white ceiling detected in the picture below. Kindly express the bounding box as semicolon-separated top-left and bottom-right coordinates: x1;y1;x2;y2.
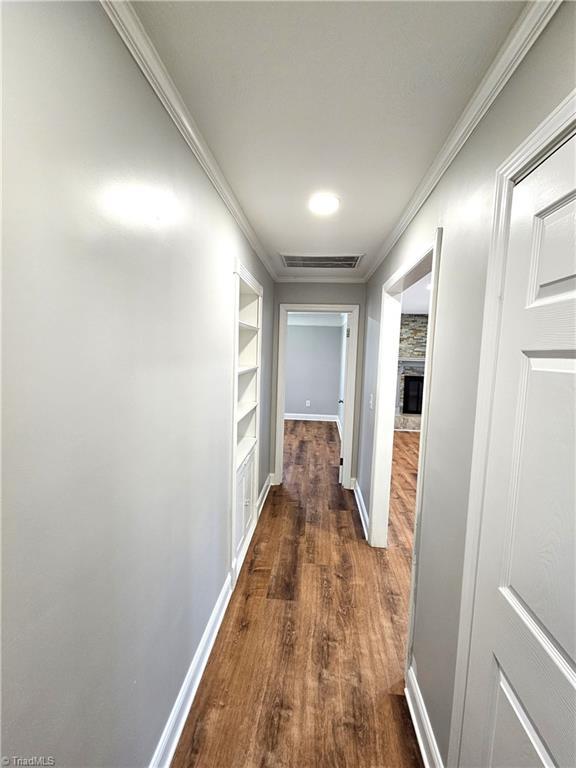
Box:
134;1;524;281
402;273;431;315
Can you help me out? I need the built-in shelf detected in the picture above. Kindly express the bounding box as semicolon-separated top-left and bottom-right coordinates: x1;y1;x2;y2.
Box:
239;320;259;332
232;264;263;580
237;401;258;422
237;437;257;468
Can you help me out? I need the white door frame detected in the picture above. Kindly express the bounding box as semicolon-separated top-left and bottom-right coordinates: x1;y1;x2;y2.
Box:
274;303;360;489
447;90;576;767
368;228;443;550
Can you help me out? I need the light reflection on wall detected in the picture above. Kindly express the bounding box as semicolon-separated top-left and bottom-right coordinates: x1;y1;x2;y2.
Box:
99;182;184;229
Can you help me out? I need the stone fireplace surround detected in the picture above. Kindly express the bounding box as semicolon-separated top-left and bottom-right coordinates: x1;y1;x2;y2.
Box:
395;314;428;431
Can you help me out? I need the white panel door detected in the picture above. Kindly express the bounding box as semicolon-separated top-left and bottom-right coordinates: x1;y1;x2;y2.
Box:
461;135;576;767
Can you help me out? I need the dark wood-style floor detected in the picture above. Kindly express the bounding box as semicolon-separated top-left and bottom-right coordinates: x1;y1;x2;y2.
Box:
172;422;422;768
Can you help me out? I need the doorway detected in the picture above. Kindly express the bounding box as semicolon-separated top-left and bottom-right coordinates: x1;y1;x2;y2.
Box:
369;230;442;550
274;304;359;488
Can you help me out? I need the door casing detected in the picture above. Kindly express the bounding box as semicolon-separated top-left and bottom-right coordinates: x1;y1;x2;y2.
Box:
369;229;443;551
273;303;360;489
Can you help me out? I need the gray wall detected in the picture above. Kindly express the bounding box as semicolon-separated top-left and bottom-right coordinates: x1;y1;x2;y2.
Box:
285;325;343;416
2;3;273;766
355;3;576;760
273;282;366;475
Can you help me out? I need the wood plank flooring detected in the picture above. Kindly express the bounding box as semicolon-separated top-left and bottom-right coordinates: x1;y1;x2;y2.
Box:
172;422;423;768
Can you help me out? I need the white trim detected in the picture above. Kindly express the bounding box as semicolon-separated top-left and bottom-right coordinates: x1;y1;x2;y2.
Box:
149;574;233;768
369;231;442;550
352;479;369;541
287;312;347;327
100;1;557;287
447;89;576;767
274;304;359;490
336;416;343;441
230;265;263;585
284;413;339;422
99;1;275;280
363;1;560;282
405;666;445;768
405;230;443;669
234;509;258;581
274;275;366;284
256;473;273;518
232;469;271;584
235;261;264;296
149;472;273;767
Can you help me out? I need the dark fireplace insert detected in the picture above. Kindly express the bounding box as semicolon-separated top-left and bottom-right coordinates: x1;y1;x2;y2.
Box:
403;375;424;414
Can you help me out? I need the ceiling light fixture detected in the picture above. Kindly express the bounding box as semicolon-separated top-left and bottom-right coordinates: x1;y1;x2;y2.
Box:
308;191;340;216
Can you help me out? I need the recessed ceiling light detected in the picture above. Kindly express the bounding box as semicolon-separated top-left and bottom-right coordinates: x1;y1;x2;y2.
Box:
308;191;340;216
426;283;432;291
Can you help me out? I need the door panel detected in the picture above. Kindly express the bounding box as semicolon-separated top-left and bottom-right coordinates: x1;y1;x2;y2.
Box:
490;671;551;768
461;135;576;766
509;358;575;661
534;197;576;299
243;452;254;532
235;465;245;560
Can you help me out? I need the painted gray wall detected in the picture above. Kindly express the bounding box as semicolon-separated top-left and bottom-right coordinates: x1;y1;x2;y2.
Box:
285;324;342;416
273;282;366;475
355;3;576;760
2;3;274;766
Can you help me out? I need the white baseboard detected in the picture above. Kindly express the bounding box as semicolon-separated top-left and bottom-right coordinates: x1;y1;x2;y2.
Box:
234;513;258;581
336;416;343;440
284;413;339;422
352;478;369;541
149;574;233;768
405;666;444;768
149;475;272;767
233;472;272;580
256;473;273;517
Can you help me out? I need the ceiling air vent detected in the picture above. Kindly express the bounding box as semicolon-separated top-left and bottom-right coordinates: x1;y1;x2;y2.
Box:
281;253;363;269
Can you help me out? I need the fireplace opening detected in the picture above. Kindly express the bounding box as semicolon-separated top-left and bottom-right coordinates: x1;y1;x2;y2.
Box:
403;375;424;414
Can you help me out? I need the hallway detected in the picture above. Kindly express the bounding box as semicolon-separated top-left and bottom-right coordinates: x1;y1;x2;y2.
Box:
172;422;422;767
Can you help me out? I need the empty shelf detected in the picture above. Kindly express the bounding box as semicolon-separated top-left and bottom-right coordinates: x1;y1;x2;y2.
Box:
237;437;257;467
237;402;258;422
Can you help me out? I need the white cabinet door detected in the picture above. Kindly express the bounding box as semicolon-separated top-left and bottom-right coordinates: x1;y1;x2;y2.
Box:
461;135;576;766
243;451;255;533
234;464;246;562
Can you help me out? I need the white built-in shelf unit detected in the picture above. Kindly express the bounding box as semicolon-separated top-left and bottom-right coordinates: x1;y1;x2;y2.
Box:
231;263;263;581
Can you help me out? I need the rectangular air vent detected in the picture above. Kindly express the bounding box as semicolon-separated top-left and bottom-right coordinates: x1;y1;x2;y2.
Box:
281;253;363;269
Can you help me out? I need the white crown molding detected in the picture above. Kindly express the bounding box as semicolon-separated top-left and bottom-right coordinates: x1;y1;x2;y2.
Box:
363;0;561;282
100;0;277;280
274;275;366;284
101;0;559;287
